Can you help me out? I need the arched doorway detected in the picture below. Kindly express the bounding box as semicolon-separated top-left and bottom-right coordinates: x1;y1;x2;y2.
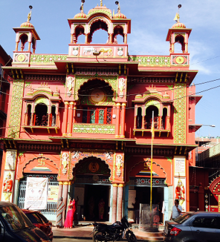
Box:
72;157;111;221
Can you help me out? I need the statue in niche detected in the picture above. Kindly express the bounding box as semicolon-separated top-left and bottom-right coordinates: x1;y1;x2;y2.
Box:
3;172;13;201
66;76;75;97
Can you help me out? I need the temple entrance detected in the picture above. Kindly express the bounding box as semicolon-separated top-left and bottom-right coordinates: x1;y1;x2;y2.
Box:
84;185;110;221
72;156;111;222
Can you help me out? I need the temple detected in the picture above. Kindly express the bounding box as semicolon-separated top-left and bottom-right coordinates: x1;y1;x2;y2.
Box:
0;2;200;222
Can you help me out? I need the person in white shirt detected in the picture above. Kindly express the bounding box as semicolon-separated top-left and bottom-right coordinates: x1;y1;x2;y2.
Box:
170;199;182;220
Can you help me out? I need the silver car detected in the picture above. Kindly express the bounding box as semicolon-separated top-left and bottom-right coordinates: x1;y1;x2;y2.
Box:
164;212;220;242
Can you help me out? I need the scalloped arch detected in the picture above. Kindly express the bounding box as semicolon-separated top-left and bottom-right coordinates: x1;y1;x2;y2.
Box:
70;155;112;181
88;16;110;32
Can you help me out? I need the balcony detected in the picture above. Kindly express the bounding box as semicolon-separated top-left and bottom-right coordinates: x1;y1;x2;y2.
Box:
22;113;60;134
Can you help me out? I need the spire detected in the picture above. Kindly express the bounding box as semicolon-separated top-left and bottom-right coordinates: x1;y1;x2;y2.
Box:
27;5;33;22
115;1;121;13
100;0;103;6
174;4;182;23
80;0;85;13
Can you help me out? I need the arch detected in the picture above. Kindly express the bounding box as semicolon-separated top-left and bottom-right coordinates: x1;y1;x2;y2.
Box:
88;17;110;43
162;108;167;130
35;97;50;106
145;105;159;129
174;34;185;53
113;25;124;44
19;34;28;51
129;160;167;180
35;103;48;126
75;25;85;43
77;77;115;99
18;157;59;179
71;155;112;181
136;107;142;129
27;104;32;126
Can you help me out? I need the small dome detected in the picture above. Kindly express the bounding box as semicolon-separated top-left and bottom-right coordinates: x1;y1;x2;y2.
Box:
88;6;112;18
20;21;34;28
113;12;126;19
74;12;87;19
172;22;186;29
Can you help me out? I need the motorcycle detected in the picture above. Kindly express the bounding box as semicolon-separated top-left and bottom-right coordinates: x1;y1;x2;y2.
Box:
93;216;137;242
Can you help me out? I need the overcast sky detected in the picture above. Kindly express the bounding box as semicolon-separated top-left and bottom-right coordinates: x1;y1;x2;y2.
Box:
0;0;220;137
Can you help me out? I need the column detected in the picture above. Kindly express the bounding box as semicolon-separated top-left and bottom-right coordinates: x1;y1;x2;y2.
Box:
63;102;69;136
13;179;20;205
63;182;69;218
85;34;88;44
142;107;145;129
58;182;63;200
124;34;127;44
112;184;118;222
109;34;113;44
15;42;19;51
67;102;74;136
120;103;126;138
115;103;120;138
117;184;123;221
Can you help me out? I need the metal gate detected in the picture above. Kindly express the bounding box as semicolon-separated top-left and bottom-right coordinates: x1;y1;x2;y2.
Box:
18;174;58;221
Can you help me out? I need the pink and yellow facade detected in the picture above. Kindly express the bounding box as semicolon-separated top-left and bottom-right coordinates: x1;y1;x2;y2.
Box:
0;2;200;222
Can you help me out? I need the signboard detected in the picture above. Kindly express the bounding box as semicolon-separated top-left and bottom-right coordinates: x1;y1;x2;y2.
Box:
24;177;48;210
47;185;59;203
174;157;186;176
71;143;115;150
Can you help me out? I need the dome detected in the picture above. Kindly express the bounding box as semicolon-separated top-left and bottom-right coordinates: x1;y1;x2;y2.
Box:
113;12;126;19
20;21;34;28
74;12;87;19
172;22;186;29
87;6;112;18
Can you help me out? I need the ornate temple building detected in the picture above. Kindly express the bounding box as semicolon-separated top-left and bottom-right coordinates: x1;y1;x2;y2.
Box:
0;1;200;222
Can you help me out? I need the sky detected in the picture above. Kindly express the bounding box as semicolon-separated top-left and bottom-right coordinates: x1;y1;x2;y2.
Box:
0;0;220;137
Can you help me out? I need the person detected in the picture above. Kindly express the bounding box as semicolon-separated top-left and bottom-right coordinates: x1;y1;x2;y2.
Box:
170;199;182;220
132;198;139;224
98;199;105;220
64;198;76;228
56;197;65;228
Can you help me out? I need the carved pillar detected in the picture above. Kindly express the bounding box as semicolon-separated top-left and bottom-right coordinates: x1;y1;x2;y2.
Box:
63;102;69;136
124;34;127;44
13;179;20;205
120;103;126;138
109;34;113;44
71;34;74;44
67;102;74;136
85;34;88;44
142;106;145;129
28;42;31;51
134;106;137;130
15;42;19;51
112;184;118;222
115;103;121;138
117;184;123;221
58;182;63;200
63;182;69;219
73;105;76;124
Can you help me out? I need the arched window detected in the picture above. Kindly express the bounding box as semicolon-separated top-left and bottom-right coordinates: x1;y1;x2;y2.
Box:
145;106;159;129
51;106;56;126
35;104;48;126
88;20;108;43
20;34;28;51
136;107;142;129
27;104;32;126
113;25;124;44
174;35;185;53
162;108;167;130
75;25;85;44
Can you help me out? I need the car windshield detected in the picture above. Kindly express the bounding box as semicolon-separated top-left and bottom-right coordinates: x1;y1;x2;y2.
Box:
37;213;49;223
174;213;193;224
26;212;42;224
0;205;33;231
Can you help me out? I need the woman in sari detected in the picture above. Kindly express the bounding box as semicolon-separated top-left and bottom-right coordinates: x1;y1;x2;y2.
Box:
64;198;75;228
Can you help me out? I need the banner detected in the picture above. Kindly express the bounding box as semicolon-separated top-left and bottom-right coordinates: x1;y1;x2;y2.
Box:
47;185;59;202
24;177;48;210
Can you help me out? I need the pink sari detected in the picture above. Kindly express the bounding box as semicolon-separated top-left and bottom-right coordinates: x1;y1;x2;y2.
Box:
64;200;75;228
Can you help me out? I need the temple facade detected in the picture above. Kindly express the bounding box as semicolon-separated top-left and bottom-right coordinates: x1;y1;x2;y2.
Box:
0;2;199;222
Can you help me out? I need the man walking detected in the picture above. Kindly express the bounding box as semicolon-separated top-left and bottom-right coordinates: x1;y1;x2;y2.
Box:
170;199;182;220
56;197;65;228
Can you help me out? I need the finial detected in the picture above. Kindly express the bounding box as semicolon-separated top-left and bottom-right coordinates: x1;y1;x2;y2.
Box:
100;0;103;6
27;5;33;22
115;1;120;13
80;0;85;12
174;4;182;23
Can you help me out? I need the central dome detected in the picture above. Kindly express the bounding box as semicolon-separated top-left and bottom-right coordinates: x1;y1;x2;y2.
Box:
172;22;186;29
74;12;87;19
87;5;112;18
20;21;34;28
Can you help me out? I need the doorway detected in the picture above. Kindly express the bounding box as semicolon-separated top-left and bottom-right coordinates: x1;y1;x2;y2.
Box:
84;185;110;221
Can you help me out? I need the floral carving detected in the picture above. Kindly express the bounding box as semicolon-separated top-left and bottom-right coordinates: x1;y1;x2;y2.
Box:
116;154;123;177
66;76;75;97
61;153;69;174
118;78;125;98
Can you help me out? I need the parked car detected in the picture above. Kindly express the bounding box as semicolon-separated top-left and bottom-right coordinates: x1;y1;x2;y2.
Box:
22;209;53;240
164;212;220;242
0;201;51;242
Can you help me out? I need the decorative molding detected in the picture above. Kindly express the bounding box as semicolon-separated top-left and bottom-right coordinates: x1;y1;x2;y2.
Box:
73;123;115;134
128;77;175;83
30;54;67;63
8;80;24;138
18;144;61;151
125;147;173;156
174;83;186;144
128;55;170;67
25;75;65;81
